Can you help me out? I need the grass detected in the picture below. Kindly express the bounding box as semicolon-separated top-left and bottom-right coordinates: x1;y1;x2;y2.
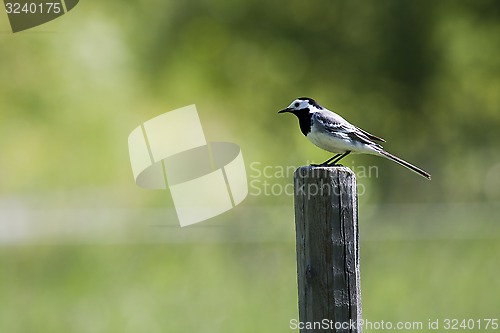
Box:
0;236;499;333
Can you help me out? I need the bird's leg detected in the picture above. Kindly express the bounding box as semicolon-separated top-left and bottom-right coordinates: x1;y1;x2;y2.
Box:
311;154;341;167
327;151;351;166
321;154;342;165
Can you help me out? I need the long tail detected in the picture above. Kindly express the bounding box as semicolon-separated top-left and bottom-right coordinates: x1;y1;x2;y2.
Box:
378;150;431;180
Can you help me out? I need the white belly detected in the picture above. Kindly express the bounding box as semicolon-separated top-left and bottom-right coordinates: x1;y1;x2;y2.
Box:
306;126;377;155
306;130;352;153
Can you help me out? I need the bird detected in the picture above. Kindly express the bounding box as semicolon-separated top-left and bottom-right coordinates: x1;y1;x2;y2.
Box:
278;97;431;180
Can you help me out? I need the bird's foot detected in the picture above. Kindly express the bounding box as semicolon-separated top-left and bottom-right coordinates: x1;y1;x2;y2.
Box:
310;163;344;167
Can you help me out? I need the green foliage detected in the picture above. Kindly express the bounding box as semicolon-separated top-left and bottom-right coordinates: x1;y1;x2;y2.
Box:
2;0;500;201
0;239;498;332
1;1;500;331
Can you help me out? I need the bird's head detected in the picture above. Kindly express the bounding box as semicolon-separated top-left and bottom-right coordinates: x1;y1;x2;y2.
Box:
278;97;323;136
278;97;323;116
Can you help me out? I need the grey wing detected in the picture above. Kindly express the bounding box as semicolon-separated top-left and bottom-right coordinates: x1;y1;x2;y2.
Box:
355;126;385;143
314;112;383;148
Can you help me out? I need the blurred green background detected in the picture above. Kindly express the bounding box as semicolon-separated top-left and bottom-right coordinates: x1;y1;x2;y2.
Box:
1;0;500;332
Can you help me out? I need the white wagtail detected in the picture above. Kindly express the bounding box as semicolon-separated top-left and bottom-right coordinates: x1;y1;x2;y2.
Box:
278;97;431;179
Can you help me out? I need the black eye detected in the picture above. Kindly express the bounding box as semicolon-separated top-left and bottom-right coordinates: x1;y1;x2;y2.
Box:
294;102;300;107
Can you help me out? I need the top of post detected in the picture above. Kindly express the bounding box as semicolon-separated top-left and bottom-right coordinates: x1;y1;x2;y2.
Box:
295;165;355;178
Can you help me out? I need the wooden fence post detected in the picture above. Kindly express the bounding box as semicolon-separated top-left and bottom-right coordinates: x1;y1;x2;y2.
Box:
294;166;362;333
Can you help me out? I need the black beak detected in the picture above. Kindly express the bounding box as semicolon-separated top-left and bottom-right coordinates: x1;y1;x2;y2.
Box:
278;108;291;114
